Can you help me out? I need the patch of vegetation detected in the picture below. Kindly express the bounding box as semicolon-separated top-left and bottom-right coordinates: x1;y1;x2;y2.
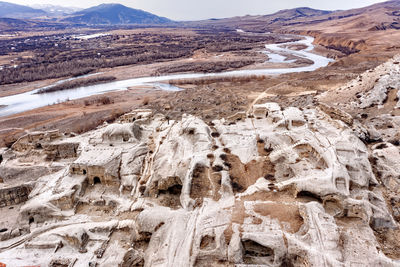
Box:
156;60;256;74
0;30;287;85
169;74;267;85
37;76;116;94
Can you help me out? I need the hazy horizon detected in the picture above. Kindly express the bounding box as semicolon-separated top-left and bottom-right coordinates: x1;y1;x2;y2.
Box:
3;0;388;20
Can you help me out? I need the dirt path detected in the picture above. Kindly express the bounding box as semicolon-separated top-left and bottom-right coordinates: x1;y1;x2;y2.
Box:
246;82;287;114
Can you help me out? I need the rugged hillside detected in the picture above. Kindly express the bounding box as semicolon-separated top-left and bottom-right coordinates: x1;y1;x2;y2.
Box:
288;1;400;39
62;3;171;25
192;0;400;61
194;1;400;32
0;17;27;30
263;7;332;20
1;55;400;265
0;1;46;19
190;7;332;31
298;0;400;32
0;17;79;32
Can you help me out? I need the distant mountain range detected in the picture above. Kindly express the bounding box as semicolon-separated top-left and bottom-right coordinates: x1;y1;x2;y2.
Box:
62;3;171;25
1;0;400;31
0;1;46;19
31;4;81;17
0;2;171;25
261;7;333;22
0;2;331;27
190;7;334;29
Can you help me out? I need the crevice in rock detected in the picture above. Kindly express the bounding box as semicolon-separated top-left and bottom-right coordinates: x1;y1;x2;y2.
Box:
242;240;274;264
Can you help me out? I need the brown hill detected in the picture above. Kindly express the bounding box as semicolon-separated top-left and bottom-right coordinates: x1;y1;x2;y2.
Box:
189;7;333;31
191;0;400;68
193;1;400;33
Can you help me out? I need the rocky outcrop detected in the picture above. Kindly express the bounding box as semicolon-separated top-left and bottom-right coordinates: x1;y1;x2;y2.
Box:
318;102;354;125
44;142;79;161
0;184;32;207
317;55;400;113
0;102;399;266
311;33;367;55
358;61;400;108
11;130;61;152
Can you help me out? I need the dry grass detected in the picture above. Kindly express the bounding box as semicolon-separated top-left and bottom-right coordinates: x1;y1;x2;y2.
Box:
74;108;125;133
169;75;267;86
84;96;114;106
37;76;116;94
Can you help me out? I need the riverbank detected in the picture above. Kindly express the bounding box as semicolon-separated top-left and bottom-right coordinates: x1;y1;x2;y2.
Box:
0;35;333;117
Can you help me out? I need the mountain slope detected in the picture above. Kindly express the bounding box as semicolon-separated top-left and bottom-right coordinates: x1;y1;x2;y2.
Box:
288;0;400;33
62;3;171;25
189;7;332;29
191;1;400;33
0;1;46;19
260;7;332;22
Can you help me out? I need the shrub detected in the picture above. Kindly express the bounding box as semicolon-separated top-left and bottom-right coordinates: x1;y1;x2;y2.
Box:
142;97;150;106
37;76;116;94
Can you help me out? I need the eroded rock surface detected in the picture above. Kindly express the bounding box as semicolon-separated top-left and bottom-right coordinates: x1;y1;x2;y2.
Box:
0;95;399;266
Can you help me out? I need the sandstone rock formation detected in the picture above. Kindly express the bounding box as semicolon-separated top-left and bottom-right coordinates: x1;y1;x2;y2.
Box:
0;94;399;266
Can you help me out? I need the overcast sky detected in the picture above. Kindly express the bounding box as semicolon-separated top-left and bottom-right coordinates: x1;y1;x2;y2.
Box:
6;0;388;20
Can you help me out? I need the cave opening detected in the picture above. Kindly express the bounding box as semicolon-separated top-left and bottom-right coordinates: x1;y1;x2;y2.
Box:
93;177;101;185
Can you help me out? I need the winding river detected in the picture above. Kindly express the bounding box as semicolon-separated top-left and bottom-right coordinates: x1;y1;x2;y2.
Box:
0;35;333;117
